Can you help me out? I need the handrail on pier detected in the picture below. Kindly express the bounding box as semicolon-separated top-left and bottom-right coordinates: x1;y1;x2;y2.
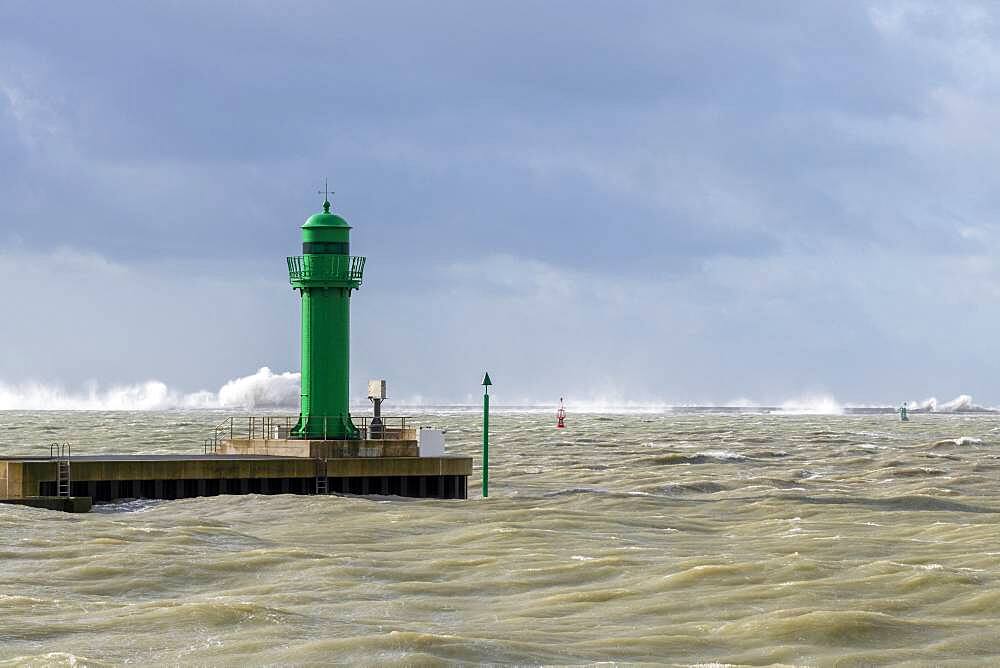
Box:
49;442;71;459
202;415;412;452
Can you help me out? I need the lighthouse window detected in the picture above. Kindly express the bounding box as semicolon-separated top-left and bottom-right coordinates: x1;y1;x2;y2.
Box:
303;242;350;255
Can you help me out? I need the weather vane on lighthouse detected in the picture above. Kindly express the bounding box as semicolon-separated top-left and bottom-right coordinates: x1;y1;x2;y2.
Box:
318;179;334;212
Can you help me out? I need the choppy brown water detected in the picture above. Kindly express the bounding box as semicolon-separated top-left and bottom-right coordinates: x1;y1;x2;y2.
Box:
0;410;999;665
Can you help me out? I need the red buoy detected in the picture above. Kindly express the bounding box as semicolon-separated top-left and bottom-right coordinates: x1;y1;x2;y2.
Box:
556;397;566;428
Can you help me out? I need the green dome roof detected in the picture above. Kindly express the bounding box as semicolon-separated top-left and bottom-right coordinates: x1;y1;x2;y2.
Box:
303;201;351;229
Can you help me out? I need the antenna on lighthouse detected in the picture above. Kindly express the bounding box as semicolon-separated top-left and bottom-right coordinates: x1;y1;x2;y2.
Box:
318;179;334;212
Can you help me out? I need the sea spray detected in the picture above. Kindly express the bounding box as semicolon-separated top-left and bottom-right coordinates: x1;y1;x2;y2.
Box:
215;368;299;409
0;374;993;414
776;395;844;415
0;367;299;411
909;394;986;412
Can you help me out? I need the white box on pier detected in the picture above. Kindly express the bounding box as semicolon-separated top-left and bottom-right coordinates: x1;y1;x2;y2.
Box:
417;428;445;457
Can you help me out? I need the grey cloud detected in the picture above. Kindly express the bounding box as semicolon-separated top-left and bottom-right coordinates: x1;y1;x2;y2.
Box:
1;1;999;403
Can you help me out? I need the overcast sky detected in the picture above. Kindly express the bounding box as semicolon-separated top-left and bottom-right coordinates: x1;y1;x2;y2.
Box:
1;1;999;406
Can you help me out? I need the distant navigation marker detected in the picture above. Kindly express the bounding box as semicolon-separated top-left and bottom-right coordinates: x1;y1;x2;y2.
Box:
899;402;909;422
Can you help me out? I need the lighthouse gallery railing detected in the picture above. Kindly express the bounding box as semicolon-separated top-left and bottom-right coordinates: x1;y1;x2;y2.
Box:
204;415;411;453
287;255;366;283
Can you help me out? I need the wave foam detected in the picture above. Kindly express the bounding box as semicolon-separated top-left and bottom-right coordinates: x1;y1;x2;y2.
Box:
0;373;993;414
0;367;300;411
909;394;987;412
775;396;843;415
948;437;983;446
215;368;300;409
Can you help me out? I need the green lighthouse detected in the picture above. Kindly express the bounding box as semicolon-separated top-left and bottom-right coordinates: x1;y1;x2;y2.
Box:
287;191;366;440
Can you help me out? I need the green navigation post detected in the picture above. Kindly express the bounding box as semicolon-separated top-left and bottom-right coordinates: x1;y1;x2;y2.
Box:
482;372;492;498
288;188;366;440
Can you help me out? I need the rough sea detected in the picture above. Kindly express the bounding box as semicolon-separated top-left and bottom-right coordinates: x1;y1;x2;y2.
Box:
1;409;998;665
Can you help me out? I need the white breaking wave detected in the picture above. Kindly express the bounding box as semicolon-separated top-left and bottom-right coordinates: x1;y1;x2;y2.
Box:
775;395;844;415
550;399;674;414
0;372;993;414
215;367;300;409
908;394;986;412
0;367;300;411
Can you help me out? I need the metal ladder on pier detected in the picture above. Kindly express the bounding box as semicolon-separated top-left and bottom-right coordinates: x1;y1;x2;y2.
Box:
315;458;329;495
50;443;72;497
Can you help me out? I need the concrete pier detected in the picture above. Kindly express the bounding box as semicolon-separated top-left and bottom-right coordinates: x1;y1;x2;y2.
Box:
0;453;472;510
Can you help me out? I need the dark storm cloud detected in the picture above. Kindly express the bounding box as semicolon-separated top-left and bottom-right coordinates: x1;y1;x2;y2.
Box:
1;1;999;403
0;1;949;266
